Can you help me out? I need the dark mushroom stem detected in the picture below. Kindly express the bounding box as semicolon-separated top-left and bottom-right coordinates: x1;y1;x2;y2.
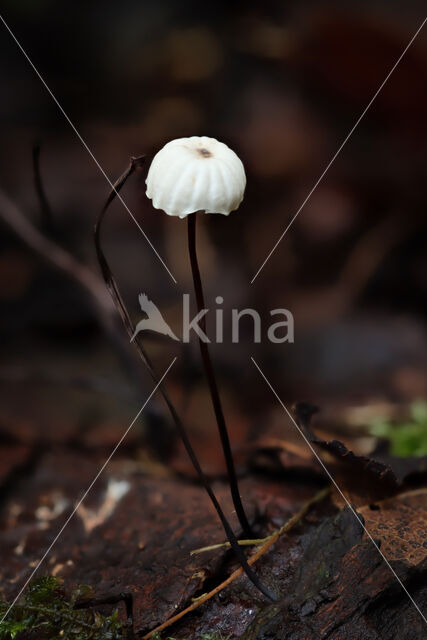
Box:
95;160;276;602
187;212;254;539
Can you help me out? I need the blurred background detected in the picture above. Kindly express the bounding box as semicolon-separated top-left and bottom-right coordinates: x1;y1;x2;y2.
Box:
1;0;427;471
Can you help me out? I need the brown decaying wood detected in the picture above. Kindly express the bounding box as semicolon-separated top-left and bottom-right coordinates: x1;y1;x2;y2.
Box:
143;486;330;639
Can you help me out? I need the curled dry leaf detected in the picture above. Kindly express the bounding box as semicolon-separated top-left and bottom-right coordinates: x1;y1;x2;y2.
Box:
293;403;400;504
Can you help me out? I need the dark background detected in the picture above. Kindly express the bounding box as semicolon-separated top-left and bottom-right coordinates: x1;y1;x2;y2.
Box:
1;0;427;465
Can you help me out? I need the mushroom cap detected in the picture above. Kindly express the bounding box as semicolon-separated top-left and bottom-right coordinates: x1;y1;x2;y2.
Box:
146;136;246;218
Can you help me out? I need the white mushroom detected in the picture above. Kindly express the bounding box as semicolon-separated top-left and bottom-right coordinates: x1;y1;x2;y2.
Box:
145;135;254;541
146;136;246;218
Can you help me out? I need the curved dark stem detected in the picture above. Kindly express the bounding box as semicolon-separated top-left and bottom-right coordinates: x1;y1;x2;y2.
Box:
94;160;276;602
187;212;254;539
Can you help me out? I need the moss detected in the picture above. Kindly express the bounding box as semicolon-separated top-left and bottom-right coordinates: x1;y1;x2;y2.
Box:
0;580;231;640
369;400;427;457
0;577;124;639
152;634;230;640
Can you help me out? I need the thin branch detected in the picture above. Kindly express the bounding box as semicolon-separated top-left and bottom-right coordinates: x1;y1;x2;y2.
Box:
191;537;267;556
0;186;114;317
0;176;177;455
0;182;148;389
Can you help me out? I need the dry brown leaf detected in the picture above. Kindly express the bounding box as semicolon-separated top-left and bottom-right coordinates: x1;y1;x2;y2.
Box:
360;488;427;567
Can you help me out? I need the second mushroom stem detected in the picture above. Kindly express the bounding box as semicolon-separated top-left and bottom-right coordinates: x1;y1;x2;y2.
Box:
187;212;253;538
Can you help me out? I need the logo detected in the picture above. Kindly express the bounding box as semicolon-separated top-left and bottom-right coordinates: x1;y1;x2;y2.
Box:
132;293;294;344
131;294;180;342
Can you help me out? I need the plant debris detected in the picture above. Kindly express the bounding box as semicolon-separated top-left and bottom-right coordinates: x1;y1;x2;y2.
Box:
0;576;124;640
369;400;427;457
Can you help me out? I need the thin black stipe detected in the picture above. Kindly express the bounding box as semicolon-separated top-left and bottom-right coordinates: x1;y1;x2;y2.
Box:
94;160;277;602
187;212;254;539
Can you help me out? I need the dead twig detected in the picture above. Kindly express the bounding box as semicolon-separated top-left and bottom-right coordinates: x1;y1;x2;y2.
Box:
191;537;267;555
143;486;331;639
0;175;179;448
0;186;114;318
0;182;151;388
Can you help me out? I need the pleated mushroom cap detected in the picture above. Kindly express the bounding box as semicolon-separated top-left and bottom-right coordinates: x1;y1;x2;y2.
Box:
146;136;246;218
